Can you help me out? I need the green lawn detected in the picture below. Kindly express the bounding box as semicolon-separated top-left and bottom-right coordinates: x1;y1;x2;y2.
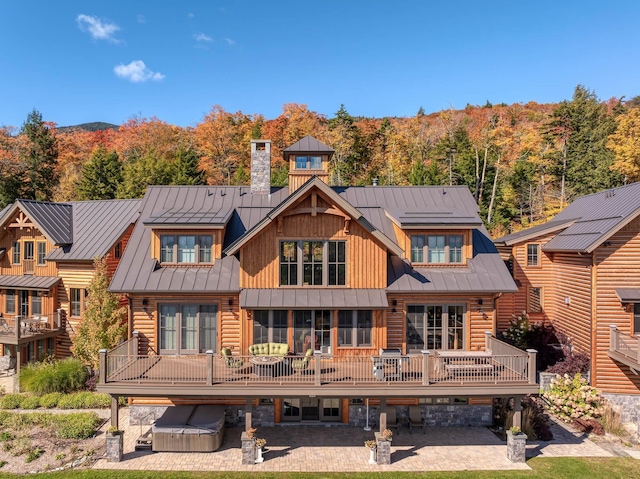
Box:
0;457;636;479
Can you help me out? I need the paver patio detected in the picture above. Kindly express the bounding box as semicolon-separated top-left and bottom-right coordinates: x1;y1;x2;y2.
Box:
93;408;612;472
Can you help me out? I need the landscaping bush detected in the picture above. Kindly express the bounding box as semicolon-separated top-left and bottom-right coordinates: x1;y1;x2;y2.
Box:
542;373;602;422
20;395;41;410
81;392;111;409
0;394;23;410
502;312;564;371
574;417;605;435
53;412;101;439
494;395;554;441
19;358;88;395
39;392;62;409
546;352;590;376
56;393;87;410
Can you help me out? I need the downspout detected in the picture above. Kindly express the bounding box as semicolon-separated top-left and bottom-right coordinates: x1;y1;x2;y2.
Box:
590;252;597;386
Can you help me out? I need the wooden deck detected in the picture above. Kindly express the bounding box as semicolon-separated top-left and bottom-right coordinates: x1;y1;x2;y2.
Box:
608;325;640;374
0;313;63;346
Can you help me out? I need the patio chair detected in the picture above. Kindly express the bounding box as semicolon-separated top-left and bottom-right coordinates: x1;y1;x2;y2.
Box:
291;349;313;371
38;316;48;330
0;356;16;376
0;318;11;334
408;405;425;434
221;348;244;369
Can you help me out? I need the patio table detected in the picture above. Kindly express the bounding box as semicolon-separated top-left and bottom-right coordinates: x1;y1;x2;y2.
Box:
250;356;286;377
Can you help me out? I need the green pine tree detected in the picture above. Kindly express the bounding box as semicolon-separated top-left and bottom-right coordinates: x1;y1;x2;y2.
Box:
77;147;122;200
171;147;205;185
19;109;59;201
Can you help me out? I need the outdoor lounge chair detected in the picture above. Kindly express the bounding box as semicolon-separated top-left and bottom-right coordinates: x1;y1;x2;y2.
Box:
408;405;425;434
291;349;313;371
0;356;16;376
221;348;244;369
385;407;402;435
0;318;11;334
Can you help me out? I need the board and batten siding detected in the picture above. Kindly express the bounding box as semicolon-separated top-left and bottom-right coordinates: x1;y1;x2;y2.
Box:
239;195;387;289
0;227;57;277
593;217;640;393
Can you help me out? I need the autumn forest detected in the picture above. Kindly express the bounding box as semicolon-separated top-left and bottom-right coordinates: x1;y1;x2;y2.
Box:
2;84;640;236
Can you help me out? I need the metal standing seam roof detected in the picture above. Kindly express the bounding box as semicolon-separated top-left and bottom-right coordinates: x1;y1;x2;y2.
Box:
283;135;334;153
0;275;60;291
503;182;640;253
493;218;578;246
10;200;73;245
240;289;389;309
615;288;640;303
0;204;11;224
46;199;141;262
111;182;513;295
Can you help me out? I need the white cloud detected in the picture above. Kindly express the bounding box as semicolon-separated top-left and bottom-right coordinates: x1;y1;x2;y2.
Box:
194;33;213;43
114;60;165;83
76;14;120;42
137;14;146;24
187;12;195;18
224;37;236;46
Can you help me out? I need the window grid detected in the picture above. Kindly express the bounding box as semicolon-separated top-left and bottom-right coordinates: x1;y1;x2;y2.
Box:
37;242;46;265
527;244;540;267
5;290;15;314
294;156;322;170
338;310;372;347
23;241;34;261
12;242;20;265
70;288;82;317
280;240;347;287
160;235;214;264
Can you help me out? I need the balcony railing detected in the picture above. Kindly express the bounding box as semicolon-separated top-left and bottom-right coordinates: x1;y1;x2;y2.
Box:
99;332;537;388
609;325;640;373
0;310;64;341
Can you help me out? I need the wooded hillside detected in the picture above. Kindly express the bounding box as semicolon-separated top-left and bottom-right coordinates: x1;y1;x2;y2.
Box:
2;85;639;236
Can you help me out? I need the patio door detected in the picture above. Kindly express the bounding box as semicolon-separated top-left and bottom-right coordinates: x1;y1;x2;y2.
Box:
294;310;332;354
19;290;29;317
159;304;218;354
406;304;465;353
282;398;341;422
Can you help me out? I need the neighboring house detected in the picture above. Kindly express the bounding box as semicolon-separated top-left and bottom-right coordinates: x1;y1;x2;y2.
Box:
494;183;640;420
0;199;140;373
99;136;535;431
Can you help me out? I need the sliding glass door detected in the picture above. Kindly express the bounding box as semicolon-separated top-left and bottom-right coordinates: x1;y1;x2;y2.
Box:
159;304;218;354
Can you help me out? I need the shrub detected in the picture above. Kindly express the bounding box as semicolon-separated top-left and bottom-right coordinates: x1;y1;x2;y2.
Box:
542;373;602;422
495;395;553;441
546;352;590;376
81;392;111;409
0;394;23;409
502;313;564;370
19;358;88;395
574;417;605;435
56;393;86;410
600;400;627;437
25;447;44;463
20;395;41;410
53;412;101;439
39;392;62;409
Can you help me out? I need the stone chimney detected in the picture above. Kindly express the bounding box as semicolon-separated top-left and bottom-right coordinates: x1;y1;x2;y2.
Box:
250;140;271;195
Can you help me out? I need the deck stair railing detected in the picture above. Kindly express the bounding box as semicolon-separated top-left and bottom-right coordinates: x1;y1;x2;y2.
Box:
609;325;640;364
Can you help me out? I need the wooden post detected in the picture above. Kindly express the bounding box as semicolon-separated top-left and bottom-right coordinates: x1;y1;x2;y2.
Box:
422;350;430;386
526;349;537;384
15;315;21;339
132;330;140;356
111;396;119;428
206;350;213;386
99;349;107;385
484;331;492;351
245;397;253;432
314;350;322;387
57;308;63;329
379;397;387;433
512;396;522;429
609;325;618;351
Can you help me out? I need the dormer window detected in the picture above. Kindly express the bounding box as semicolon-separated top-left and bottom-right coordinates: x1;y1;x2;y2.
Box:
160;234;213;264
295;156;322;170
411;234;463;264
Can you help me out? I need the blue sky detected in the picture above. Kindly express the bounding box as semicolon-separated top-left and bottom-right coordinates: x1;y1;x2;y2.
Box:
1;1;639;128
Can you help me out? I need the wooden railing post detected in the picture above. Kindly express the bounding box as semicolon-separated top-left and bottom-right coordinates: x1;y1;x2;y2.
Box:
15;315;21;339
99;349;107;384
609;324;618;351
637;334;640;365
314;351;322;387
132;330;140;356
57;308;63;329
526;349;537;384
484;331;492;351
422;350;430;386
206;350;213;386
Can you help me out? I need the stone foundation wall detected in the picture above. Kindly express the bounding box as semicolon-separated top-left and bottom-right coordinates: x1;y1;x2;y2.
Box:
349;404;492;428
602;393;640;424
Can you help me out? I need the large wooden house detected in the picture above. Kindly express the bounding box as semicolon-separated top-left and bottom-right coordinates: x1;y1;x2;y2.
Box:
100;136;537;431
0;199;140;375
495;183;640;420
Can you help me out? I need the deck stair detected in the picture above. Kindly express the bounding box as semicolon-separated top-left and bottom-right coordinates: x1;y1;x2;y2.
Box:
135;434;152;451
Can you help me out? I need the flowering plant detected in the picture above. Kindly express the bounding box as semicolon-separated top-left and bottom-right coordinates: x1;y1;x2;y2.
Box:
364;439;377;449
255;438;266;448
503;311;531;350
246;427;257;439
508;425;523;435
381;428;393;441
542;373;602;423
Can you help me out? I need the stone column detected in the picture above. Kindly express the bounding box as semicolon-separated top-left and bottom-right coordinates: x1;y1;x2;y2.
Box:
241;431;256;465
374;432;391;464
506;430;527;463
106;431;124;462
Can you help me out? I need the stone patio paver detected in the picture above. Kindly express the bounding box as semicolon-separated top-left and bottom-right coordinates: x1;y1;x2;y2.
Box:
93;409;611;472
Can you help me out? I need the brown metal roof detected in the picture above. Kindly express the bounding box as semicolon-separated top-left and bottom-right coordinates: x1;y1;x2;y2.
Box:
0;275;60;291
494;218;577;246
47;199;140;262
615;288;640;303
2;200;74;245
283;135;334;153
240;289;388;309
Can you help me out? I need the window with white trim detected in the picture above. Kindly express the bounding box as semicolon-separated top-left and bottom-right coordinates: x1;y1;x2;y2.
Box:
160;235;214;264
295;156;322;170
406;304;465;352
411;235;463;264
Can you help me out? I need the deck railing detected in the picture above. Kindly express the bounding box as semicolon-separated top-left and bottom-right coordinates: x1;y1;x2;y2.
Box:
0;310;63;340
609;325;640;364
100;334;537;388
